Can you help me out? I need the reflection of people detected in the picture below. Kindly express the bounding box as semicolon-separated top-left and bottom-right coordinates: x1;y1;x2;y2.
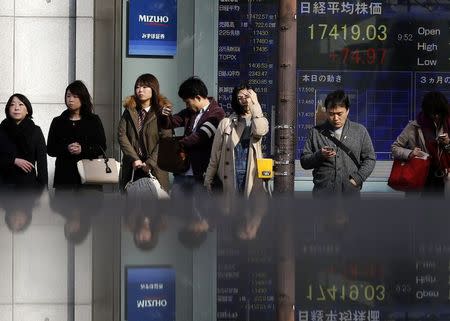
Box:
300;90;376;197
118;73;172;192
2;192;37;233
50;191;98;244
5;206;32;233
63;209;91;244
47;80;106;189
177;213;210;249
159;76;225;197
0;94;47;189
392;91;450;196
126;209;167;251
235;205;265;241
204;85;269;201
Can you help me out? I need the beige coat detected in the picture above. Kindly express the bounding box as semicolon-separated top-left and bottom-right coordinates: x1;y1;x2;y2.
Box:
204;103;269;199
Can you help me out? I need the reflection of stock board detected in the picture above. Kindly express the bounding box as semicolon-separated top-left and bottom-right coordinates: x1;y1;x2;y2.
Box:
217;222;276;321
295;201;450;321
297;1;450;161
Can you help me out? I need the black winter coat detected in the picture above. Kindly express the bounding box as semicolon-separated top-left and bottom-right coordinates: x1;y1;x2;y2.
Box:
47;110;106;188
0;128;17;186
0;118;48;189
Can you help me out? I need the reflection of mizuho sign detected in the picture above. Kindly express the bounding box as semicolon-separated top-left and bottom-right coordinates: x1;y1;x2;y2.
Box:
139;15;170;24
137;299;168;308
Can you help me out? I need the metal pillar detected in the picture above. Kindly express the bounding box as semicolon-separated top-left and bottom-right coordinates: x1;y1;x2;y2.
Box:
274;0;297;195
275;1;297;320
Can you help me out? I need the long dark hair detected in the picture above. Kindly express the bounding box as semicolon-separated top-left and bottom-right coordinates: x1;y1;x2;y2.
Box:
5;93;33;120
134;73;160;111
231;84;250;115
65;80;94;116
421;91;449;120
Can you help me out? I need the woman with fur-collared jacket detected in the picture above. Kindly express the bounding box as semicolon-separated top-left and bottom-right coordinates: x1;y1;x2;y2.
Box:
204;85;269;201
118;73;172;192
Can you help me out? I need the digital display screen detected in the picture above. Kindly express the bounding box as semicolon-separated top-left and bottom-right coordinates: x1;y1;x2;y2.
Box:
127;0;177;57
218;0;450;165
218;0;278;157
297;1;450;161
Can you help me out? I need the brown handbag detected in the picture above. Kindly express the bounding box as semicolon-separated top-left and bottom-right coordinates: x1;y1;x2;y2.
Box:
157;136;190;173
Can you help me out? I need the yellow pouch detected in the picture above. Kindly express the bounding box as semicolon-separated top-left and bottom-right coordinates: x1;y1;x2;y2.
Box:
257;158;273;179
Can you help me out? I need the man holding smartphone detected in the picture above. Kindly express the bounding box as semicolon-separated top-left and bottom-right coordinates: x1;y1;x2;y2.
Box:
300;90;376;197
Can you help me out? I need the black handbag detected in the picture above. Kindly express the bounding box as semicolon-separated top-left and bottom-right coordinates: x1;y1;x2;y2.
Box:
157;136;190;173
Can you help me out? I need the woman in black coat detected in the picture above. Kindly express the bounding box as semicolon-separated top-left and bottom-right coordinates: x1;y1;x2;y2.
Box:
47;80;106;189
0;129;16;186
0;93;47;189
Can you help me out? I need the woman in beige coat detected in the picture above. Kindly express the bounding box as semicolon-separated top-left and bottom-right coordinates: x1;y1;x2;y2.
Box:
204;85;269;221
118;74;172;191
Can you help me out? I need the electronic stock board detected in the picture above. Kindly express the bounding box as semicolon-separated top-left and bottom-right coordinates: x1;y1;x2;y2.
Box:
218;0;450;162
217;1;450;321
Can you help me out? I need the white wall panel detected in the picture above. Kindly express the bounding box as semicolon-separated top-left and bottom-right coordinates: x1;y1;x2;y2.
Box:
0;305;12;321
0;17;13;102
76;18;93;92
30;103;65;139
14;304;67;321
0;1;14;16
77;0;94;18
75;304;91;321
13;226;67;303
75;233;92;304
15;0;72;17
14;18;70;104
0;226;12;304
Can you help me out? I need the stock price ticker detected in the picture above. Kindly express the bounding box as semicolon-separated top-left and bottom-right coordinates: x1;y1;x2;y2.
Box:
298;2;450;71
296;1;450;161
218;0;278;158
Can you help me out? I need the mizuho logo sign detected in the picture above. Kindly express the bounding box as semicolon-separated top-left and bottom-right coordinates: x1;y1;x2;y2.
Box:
136;299;168;308
139;15;169;23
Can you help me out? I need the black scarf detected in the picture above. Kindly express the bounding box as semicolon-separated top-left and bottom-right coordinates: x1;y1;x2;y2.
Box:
0;118;35;160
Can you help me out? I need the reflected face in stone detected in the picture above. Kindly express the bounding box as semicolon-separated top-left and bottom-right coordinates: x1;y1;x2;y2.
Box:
136;228;152;243
136;217;152;244
6;209;31;233
66;219;81;235
187;219;209;234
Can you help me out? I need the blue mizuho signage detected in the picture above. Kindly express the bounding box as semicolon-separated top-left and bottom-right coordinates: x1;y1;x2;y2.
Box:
126;266;176;321
127;0;177;56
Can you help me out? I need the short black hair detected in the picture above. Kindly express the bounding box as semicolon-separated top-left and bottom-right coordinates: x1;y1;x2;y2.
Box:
324;90;350;110
5;93;33;120
421;91;449;119
231;84;250;115
178;76;208;100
